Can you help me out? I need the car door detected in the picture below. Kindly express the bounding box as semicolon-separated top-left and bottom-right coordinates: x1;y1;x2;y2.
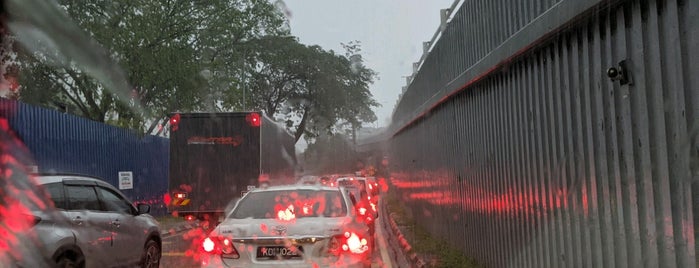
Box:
95;186;143;265
64;183;113;268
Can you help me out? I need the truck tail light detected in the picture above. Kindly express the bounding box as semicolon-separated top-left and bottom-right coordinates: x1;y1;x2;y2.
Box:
170;114;181;131
246;113;261;127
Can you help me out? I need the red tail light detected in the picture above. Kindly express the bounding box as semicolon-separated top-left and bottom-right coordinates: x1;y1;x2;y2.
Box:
170;113;181;131
203;237;215;252
342;232;368;254
329;232;369;255
246;113;261;127
202;237;239;258
358;207;367;216
185;215;195;221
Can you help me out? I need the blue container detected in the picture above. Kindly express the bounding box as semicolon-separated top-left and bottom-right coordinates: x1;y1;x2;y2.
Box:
0;99;169;216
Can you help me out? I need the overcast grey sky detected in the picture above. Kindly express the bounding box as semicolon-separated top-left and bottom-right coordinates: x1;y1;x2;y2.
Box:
283;0;455;127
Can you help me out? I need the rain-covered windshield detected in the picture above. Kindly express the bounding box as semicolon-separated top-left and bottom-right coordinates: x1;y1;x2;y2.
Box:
1;0;697;267
230;190;347;219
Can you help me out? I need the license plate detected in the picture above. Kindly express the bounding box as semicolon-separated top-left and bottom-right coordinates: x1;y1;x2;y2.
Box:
256;246;303;258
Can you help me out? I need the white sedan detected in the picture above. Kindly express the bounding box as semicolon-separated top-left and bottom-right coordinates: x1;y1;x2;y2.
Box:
200;185;372;268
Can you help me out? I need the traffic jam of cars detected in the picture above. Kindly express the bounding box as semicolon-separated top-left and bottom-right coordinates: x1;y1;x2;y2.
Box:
5;173;386;268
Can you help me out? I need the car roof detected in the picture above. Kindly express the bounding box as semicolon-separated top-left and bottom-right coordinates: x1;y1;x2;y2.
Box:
34;173;113;188
336;177;368;181
251;184;341;193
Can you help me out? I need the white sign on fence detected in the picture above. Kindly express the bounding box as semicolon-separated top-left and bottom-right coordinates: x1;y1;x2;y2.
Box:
118;171;133;190
28;165;39;174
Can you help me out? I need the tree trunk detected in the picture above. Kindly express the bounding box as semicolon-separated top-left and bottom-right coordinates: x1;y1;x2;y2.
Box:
293;106;310;143
265;101;276;118
352;124;357;145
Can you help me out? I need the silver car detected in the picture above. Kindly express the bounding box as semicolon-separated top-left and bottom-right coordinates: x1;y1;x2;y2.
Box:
200;185;372;268
15;174;162;268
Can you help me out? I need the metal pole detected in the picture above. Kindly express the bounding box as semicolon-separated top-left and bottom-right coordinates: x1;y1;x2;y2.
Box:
242;50;246;111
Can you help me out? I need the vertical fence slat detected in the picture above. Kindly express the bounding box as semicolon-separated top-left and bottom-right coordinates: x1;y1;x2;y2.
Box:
387;0;697;267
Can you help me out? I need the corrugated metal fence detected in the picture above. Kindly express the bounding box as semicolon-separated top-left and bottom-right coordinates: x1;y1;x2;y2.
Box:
389;0;697;267
1;99;169;216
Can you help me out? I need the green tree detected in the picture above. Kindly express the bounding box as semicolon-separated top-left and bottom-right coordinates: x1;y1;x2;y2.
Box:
230;37;380;143
15;0;287;133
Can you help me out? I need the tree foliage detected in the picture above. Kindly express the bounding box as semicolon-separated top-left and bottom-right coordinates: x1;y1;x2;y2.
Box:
16;0;286;133
12;0;379;143
231;38;380;143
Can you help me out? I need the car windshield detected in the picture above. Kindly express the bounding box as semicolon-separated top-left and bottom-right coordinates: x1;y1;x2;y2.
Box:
229;189;347;219
1;0;697;267
338;179;366;194
337;179;366;189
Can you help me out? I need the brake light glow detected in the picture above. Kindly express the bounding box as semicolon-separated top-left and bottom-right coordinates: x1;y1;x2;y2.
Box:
246;113;261;127
358;207;367;216
203;237;215;252
170;113;181;131
202;237;240;258
221;238;237;256
185;215;195;221
343;232;369;254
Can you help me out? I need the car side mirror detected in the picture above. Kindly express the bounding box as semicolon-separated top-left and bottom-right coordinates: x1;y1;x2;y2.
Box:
137;204;151;214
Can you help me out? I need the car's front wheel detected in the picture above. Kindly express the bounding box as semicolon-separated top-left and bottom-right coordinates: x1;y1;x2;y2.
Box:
141;239;161;268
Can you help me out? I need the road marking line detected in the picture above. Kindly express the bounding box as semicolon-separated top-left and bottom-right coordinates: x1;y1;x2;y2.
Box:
375;218;393;268
162;252;187;257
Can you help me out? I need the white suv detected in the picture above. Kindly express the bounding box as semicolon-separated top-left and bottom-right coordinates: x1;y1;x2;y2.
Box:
16;174;162;268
